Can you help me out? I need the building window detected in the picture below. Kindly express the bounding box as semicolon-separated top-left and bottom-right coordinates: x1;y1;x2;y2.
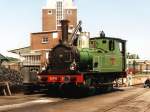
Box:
42;37;48;44
56;1;63;27
48;10;52;15
67;10;72;15
52;32;58;38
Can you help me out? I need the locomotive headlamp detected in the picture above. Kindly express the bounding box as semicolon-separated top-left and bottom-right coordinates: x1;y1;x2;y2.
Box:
59;54;63;58
70;60;77;70
37;75;41;80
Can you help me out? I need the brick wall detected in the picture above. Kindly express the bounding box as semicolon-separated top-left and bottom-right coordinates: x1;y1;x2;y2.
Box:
31;31;60;50
42;9;56;31
65;9;77;28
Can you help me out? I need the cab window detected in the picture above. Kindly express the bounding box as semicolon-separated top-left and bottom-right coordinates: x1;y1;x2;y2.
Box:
90;41;96;48
109;40;115;51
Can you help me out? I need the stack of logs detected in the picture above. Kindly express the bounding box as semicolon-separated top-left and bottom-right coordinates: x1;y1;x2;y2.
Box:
0;66;23;95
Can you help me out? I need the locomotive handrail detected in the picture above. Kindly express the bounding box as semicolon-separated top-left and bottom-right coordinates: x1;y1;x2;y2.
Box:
70;20;82;45
97;48;108;53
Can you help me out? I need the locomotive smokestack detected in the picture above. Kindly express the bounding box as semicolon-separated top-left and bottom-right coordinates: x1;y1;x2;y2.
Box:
60;20;69;44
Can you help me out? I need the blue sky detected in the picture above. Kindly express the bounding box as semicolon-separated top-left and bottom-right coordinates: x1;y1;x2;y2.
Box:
0;0;150;59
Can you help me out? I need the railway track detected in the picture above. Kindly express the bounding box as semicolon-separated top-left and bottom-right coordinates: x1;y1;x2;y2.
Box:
97;88;150;112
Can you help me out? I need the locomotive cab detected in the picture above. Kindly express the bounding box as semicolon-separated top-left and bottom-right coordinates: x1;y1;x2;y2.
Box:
90;35;126;73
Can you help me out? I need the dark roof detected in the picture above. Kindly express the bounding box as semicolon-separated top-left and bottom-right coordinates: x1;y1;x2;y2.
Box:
0;54;8;61
8;46;31;54
8;46;30;52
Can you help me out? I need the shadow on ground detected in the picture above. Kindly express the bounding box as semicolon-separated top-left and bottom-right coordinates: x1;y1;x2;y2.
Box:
32;87;125;99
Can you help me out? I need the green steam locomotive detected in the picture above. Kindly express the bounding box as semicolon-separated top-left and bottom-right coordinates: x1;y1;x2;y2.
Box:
25;20;126;94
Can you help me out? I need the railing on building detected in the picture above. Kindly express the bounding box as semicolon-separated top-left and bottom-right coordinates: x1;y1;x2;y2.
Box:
22;60;41;66
21;53;41;66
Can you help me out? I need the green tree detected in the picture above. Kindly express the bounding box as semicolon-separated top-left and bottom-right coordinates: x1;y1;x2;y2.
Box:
127;52;140;59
